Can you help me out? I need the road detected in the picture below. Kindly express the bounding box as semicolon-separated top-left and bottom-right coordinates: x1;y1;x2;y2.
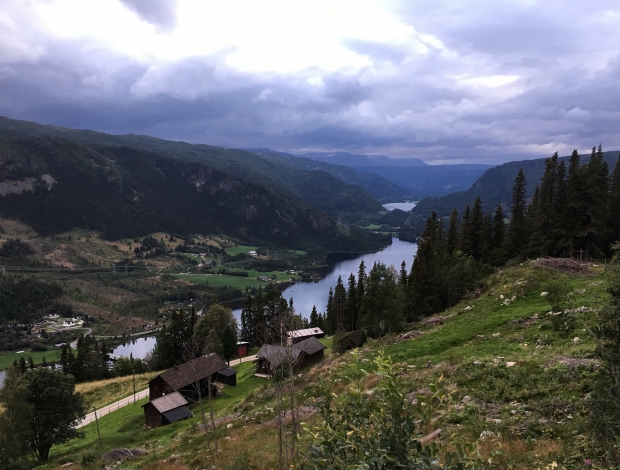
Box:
76;353;258;428
78;387;149;428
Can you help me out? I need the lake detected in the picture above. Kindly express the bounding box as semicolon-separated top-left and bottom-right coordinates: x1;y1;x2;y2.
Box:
382;201;417;211
112;336;157;359
108;237;418;359
234;237;418;320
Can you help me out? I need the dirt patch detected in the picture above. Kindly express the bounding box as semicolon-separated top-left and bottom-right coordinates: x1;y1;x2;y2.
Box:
43;245;76;268
548;356;600;370
384;330;425;345
67;300;148;329
530;257;593;275
102;448;146;460
265;406;317;427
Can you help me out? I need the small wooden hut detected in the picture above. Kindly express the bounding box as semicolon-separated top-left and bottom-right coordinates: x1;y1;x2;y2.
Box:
142;391;192;428
216;367;237;386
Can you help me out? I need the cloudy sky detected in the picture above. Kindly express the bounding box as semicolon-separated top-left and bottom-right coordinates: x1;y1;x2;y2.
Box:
1;0;619;164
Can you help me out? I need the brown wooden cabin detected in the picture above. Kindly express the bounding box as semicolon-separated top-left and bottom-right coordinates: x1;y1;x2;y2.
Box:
148;353;228;402
255;337;326;376
216;367;237;386
142;391;192;428
340;330;364;350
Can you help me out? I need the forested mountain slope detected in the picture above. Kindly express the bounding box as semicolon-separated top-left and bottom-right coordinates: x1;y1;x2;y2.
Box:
0;136;387;251
0;117;406;217
411;149;620;231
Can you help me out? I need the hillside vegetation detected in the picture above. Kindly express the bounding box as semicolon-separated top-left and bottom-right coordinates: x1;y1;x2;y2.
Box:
29;260;616;469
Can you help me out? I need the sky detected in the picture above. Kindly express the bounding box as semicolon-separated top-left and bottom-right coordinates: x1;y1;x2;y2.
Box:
0;0;619;164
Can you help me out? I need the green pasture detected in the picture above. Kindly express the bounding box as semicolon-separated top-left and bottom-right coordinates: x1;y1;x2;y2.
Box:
0;349;62;370
176;268;294;289
224;245;258;256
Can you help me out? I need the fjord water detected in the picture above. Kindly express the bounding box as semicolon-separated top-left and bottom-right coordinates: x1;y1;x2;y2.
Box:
234;237;418;320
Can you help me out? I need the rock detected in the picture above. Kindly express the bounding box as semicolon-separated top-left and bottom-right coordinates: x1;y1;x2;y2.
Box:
464;305;473;311
479;430;497;440
499;294;504;299
506;361;516;368
492;333;500;337
227;423;233;429
461;395;471;404
573;337;580;344
540;291;548;296
493;357;504;363
473;361;482;365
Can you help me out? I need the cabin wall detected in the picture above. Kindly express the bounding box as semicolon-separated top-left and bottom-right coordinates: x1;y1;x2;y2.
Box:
143;404;163;428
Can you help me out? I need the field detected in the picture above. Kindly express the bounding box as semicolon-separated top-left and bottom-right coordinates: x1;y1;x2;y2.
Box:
176;268;295;290
0;349;62;369
224;245;258;256
76;371;160;409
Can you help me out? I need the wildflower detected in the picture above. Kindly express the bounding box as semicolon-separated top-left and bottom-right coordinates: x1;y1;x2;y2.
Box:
585;459;592;466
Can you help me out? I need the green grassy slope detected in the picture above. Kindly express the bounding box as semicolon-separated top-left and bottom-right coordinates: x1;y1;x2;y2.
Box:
42;261;608;469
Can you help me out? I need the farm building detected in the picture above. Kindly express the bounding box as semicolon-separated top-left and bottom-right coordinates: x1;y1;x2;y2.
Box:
286;327;324;345
216;367;237;386
236;341;250;357
142;391;192;428
148;353;228;401
255;336;326;376
340;330;365;350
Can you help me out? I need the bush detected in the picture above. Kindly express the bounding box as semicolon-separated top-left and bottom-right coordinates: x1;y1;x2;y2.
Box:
301;352;487;469
30;343;48;352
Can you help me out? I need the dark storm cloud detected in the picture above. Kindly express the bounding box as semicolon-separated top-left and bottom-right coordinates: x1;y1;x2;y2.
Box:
119;0;178;33
1;1;620;163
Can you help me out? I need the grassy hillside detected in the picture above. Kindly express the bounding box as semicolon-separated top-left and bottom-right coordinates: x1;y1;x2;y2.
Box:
40;260;611;469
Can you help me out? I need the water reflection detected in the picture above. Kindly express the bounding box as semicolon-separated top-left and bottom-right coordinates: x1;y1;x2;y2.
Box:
382;202;417;211
234;237;417;320
112;336;157;359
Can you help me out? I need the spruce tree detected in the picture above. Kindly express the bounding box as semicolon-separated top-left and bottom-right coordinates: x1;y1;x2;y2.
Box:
505;168;528;258
608;155;620;246
446;209;460;255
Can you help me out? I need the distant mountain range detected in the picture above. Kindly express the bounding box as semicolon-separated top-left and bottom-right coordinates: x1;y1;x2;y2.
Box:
244;149;493;199
410;150;620;234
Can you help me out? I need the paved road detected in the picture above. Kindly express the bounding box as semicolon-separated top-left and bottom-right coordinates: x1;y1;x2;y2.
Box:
78;388;149;428
76;354;257;428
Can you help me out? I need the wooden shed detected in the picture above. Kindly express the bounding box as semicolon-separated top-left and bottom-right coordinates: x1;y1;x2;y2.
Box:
236;341;250;358
216;367;237;386
148;353;228;401
142;391;192;428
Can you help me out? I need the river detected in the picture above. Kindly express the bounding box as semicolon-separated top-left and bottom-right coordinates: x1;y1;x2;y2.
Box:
234;236;418;320
382;201;417;212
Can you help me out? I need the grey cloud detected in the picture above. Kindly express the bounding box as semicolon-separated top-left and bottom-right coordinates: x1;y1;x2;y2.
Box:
119;0;178;33
341;39;407;64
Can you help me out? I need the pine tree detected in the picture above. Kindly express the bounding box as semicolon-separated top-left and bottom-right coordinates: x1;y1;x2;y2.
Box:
309;306;319;328
345;273;358;331
505;168;528;258
325;287;335;335
459;205;472;257
608;155;620;245
446;209;460;255
469;197;484;260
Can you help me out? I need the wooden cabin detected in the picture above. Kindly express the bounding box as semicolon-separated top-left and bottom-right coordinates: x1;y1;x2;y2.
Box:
142;391;192;428
255;337;326;376
148;353;228;401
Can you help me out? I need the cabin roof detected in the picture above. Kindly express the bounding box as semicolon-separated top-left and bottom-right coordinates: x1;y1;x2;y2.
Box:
293;336;326;356
347;330;364;346
217;367;237;377
287;327;324;339
143;391;188;413
150;353;228;390
256;344;301;368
